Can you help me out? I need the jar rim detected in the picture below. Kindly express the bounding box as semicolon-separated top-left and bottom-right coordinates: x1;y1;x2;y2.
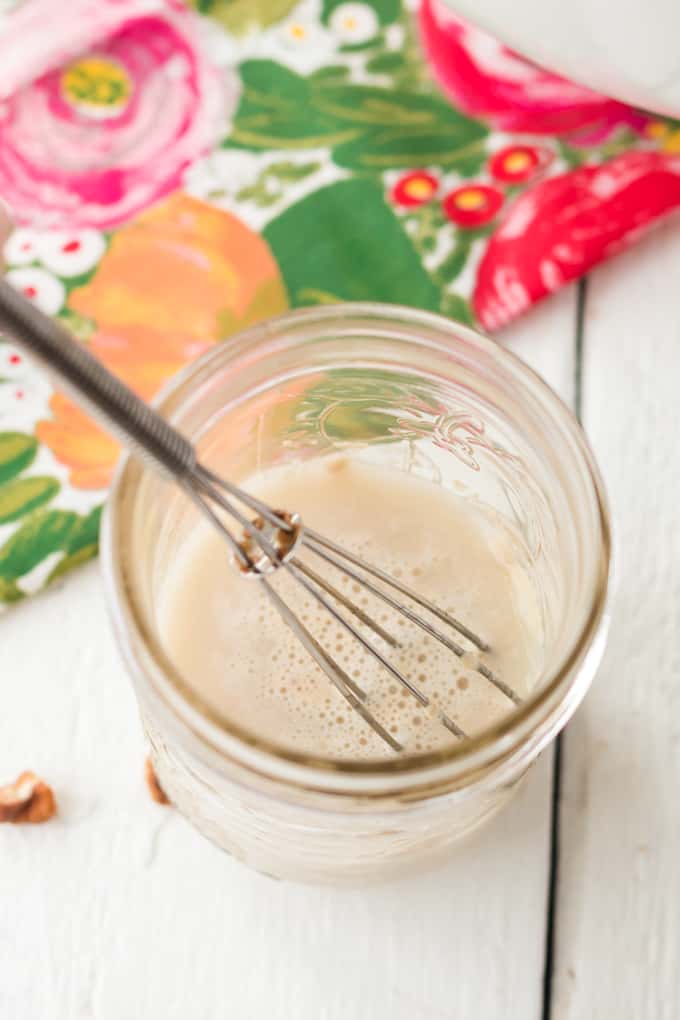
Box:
101;302;612;795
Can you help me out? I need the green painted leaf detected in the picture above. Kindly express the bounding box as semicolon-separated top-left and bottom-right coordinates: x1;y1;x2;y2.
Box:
188;0;298;34
433;234;474;285
0;510;78;580
228;61;488;174
266;160;320;182
440;292;476;327
312;84;463;128
235;184;279;207
309;65;351;83
365;51;406;73
0;505;102;588
321;0;400;25
230;64;336;148
263;178;440;311
333;131;488;172
64;505;102;555
0;577;23;603
370;0;401;23
47;544;98;586
557;140;587;169
234;159;320;205
230;113;354;151
0;432;37;484
239;60;309;103
337;38;383;55
0;476;60;524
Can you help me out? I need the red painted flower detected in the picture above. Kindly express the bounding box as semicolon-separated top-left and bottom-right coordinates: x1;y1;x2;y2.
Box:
442;185;503;228
391;170;439;207
489;145;551;184
473;150;680;331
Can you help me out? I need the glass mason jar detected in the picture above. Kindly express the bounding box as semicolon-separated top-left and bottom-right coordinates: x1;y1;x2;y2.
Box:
101;303;612;885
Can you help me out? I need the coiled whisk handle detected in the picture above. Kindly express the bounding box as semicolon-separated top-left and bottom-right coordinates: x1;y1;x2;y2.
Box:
0;279;197;481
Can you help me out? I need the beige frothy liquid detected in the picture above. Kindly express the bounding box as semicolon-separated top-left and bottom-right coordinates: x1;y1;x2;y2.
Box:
159;456;542;760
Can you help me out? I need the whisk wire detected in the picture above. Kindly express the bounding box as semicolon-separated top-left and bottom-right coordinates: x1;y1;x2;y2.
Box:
196;464;295;533
261;578;403;752
304;528;491;651
289;562;441;711
291;559;399;648
302;536;519;705
185;484;251;571
192;472;521;751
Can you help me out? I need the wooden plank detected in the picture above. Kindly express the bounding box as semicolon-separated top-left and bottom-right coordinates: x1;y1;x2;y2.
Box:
552;224;680;1019
0;291;576;1020
502;294;575;411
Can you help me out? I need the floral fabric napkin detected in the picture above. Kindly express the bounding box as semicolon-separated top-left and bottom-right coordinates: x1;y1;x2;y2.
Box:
1;0;679;606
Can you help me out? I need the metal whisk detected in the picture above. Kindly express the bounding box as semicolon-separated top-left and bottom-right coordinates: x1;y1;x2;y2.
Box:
0;280;521;752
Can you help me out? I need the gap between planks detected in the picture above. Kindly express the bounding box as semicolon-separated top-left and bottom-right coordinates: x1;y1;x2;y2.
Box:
541;278;588;1020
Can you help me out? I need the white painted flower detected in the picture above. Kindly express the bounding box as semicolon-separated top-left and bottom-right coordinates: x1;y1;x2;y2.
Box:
329;3;379;45
35;230;106;278
4;228;40;266
0;332;53;429
6;267;65;315
1;342;26;377
0;371;52;431
278;18;330;51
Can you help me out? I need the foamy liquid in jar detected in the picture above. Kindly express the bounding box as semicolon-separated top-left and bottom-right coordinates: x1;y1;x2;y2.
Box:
158;456;543;760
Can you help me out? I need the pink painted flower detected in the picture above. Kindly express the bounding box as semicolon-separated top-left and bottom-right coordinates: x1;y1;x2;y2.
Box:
0;1;181;101
419;0;647;141
0;7;234;229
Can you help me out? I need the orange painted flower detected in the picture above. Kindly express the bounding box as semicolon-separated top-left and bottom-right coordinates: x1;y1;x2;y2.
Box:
37;194;288;489
69;193;288;340
37;394;120;491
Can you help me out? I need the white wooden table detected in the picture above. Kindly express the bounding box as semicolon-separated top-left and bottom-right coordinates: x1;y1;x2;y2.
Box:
2;225;679;1020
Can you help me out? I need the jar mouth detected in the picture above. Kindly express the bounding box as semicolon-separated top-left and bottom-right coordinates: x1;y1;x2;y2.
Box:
101;302;612;791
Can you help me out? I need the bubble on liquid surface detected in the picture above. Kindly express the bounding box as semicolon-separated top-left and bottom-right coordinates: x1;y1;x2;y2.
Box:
159;455;542;760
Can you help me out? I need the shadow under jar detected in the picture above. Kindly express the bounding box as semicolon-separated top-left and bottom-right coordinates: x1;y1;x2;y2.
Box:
102;303;611;885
